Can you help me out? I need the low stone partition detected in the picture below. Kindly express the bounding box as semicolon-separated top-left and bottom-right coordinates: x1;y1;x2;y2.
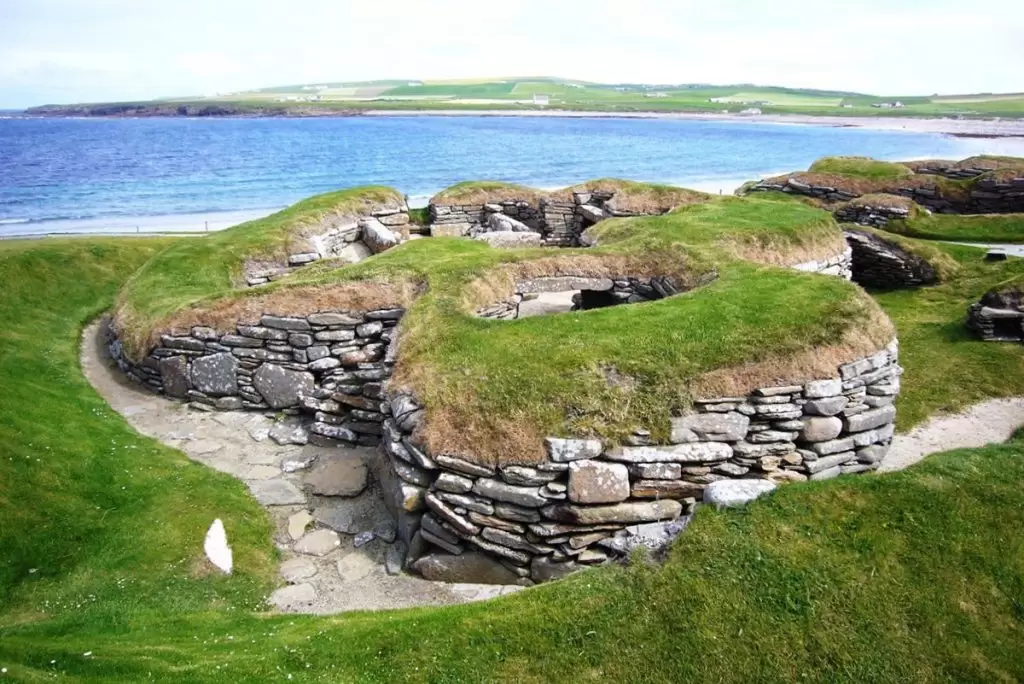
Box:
968;287;1024;342
790;247;853;279
108;308;405;447
844;230;938;289
244;205;411;286
833;196;914;228
475;275;702;320
430;188;678;248
746;173;1024;215
376;341;901;585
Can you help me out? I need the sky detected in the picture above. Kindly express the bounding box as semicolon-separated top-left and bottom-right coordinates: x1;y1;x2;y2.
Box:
1;0;1022;108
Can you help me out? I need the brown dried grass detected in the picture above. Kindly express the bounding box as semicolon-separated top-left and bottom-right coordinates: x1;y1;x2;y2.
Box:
692;305;896;398
429;183;545;207
719;227;848;267
117;280;418;358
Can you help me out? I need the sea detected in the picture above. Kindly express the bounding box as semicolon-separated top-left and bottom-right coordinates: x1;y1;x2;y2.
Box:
1;115;1023;237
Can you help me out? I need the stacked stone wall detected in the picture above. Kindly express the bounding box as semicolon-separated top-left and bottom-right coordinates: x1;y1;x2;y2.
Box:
844;230;938;289
109;308;405;447
377;341;900;584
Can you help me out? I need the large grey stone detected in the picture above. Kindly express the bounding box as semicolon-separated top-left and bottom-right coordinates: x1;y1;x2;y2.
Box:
361;218;401;254
190;353;238;396
475;231;543;249
158;355;190;398
253;363;314;409
279;557;318;583
545;437;603;463
703;479;777;508
304;453;368;497
803;396;849;417
805;452;856;474
541;499;682;525
567;460;630;504
485;212;533;233
268;583;316;610
604;442;732;464
411;552;521;585
799;416;843;443
670;412;749;443
518;277;614;294
530;556;579;583
803;378;843;399
844;405;896;433
472;478;547;508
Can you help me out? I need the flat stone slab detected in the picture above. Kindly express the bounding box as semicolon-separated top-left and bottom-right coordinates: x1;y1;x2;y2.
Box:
703;479;778;508
248;479;306;506
411;552;522;585
280;556;318;583
304;453;368;497
517;276;614;294
268;583;317;611
336;552;375;582
293;529;342;556
288;510;313;540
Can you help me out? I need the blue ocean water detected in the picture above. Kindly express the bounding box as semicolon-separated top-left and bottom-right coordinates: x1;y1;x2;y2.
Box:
0;115;1018;235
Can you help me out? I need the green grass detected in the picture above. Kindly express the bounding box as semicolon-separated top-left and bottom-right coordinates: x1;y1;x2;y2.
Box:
126;194;873;461
809;157;914;180
2;236;1024;681
0;238;277;615
885;213;1024;243
114;185;403;343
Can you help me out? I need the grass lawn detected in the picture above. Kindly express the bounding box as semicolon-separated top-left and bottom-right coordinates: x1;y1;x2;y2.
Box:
885;213;1024;244
1;236;1023;681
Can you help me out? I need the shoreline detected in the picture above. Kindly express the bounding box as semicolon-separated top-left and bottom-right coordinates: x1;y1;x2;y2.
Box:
14;108;1024;138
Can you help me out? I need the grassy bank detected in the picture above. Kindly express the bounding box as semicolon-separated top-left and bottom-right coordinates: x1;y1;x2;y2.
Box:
1;236;1023;681
885;213;1024;244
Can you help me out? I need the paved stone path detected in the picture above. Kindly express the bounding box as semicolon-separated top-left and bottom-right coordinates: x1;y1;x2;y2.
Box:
81;319;522;614
880;397;1024;472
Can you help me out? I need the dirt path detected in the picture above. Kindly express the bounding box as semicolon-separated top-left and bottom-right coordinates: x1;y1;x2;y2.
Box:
880;398;1024;472
81;319;521;614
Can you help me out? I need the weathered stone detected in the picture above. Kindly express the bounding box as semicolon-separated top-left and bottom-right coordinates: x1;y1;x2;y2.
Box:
856;444;889;464
261;315;311;331
315;329;355;342
308;312;363;326
703;479;777;508
158;355;190;398
481;527;552;555
810;437;855;456
518;276;614;294
190;353;238;396
630;480;704;499
304;453;368;497
411;552;521;584
435;472;474;494
436;492;494;515
269;422;309;446
268;583;316;610
468;512;525;534
476;231;543;248
567;460;630;504
800;416;843;443
435;454;495;477
542;499;682;525
844;405;896;433
425;493;480;536
361;218;401;254
280;557;318;583
805;452;856;474
293;529;342;556
237;325;289;341
287;511;313;540
308;357;341;372
604;442;732;463
494;502;542;523
804;378;843;399
253;363;314;409
755;384;802;397
545;437;603;462
473;478;547;508
670;412;749;443
247;478;305;506
629;463;682;480
468;536;532;565
336;551;375;582
803;396;849;417
501;466;560;486
809;466;843;480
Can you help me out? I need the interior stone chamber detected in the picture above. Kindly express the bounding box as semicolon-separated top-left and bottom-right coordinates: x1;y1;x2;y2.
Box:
107;184;909;587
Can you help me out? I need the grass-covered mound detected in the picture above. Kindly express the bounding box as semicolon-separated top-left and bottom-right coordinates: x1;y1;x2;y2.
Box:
3;236;1024;681
809;156;914;180
547;178;709;212
116;192;887;464
429;181;544;205
885;212;1024;243
114;186;405;351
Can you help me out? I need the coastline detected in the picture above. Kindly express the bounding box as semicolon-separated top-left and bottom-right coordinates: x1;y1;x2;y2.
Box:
361;109;1024;138
15;106;1024;138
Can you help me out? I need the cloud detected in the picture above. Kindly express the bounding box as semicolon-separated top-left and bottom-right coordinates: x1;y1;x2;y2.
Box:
0;0;1021;107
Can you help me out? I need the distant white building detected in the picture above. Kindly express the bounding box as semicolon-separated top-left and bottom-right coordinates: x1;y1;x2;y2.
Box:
739;107;763;116
645;92;669;98
533;94;550;106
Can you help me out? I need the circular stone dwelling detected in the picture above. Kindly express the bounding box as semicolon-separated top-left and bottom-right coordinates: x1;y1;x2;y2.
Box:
108;177;905;586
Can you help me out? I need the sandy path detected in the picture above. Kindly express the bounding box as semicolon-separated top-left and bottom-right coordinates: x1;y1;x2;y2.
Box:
880;398;1024;472
80;319;521;614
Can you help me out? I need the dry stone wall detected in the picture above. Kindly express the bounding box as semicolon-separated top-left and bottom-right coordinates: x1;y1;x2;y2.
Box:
244;205;411;286
109;308;405;447
844;230;938;289
377;340;900;585
968;288;1024;342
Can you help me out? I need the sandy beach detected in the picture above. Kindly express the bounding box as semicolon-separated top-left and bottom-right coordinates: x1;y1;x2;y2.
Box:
364;109;1024;138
